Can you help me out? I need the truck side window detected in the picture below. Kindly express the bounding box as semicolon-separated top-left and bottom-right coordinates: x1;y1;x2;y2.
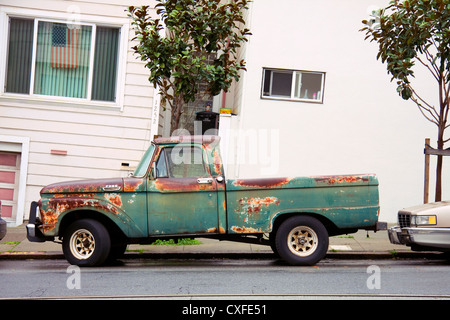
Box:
156;146;208;178
155;148;168;178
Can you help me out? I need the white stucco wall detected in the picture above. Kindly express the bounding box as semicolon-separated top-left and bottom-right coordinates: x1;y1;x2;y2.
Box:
224;0;448;223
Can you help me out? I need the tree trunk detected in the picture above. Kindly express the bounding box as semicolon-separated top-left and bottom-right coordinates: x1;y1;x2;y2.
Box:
170;95;184;134
435;75;447;202
435;120;445;202
435;154;443;202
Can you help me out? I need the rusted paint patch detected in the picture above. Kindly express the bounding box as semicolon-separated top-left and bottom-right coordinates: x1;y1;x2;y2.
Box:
53;193;96;198
41;178;123;194
105;193;122;207
123;178;144;192
41;197;122;233
40;208;59;232
239;196;280;214
232;177;292;189
154;178;213;192
205;227;225;233
213;149;222;176
231;226;262;233
314;175;368;185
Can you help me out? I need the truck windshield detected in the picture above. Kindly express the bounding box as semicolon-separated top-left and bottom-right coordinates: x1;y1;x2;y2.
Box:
133;144;155;177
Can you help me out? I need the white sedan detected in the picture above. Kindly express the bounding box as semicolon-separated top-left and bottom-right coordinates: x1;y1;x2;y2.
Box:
389;201;450;252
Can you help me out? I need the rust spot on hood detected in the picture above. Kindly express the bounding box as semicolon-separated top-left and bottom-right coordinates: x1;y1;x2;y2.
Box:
41;178;123;194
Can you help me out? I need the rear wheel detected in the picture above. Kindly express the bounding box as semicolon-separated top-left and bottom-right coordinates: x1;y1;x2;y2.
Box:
275;216;328;266
62;219;111;267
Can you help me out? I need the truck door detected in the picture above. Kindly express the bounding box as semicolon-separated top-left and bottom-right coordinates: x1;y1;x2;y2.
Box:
147;145;220;236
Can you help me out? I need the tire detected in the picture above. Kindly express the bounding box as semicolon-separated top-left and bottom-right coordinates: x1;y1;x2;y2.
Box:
275;216;329;266
107;241;128;261
269;232;280;258
62;219;111;267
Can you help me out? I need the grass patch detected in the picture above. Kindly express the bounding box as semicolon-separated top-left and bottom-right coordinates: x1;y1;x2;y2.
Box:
333;235;354;239
151;238;202;246
0;241;20;245
389;249;398;258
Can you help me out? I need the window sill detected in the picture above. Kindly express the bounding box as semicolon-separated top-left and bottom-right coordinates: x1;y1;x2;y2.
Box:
261;95;323;104
0;93;123;111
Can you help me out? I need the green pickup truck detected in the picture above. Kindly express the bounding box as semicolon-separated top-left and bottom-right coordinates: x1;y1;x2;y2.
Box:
27;135;385;266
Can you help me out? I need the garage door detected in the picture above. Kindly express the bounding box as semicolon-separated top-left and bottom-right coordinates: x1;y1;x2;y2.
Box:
0;151;20;219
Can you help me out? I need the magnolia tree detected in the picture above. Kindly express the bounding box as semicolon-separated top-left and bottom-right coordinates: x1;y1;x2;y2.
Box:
361;0;450;201
127;0;251;132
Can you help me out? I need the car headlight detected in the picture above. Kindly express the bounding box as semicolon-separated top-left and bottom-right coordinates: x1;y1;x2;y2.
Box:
411;215;437;226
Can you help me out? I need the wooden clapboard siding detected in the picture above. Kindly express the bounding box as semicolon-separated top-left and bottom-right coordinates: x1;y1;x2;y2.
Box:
0;0;151;18
29;142;146;162
0;0;158;221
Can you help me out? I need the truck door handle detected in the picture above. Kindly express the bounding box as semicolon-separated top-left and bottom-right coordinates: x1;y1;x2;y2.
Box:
103;185;121;192
197;178;213;184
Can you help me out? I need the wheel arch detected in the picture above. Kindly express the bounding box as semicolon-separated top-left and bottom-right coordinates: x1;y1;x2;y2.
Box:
271;211;346;237
58;209;127;242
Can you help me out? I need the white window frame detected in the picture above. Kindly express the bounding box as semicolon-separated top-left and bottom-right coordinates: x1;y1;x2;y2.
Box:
261;68;325;104
0;7;129;110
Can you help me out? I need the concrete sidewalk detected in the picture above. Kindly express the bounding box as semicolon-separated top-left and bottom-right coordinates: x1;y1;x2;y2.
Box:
0;224;441;261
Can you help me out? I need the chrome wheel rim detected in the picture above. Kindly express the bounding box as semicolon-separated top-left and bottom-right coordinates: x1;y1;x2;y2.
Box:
287;226;318;257
70;229;95;260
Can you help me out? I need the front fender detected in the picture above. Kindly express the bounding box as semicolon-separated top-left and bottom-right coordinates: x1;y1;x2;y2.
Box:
39;194;145;238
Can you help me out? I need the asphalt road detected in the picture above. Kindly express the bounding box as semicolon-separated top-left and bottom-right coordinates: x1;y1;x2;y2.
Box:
1;257;450;300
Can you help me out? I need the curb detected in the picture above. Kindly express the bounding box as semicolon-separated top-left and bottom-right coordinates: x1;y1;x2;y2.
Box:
0;250;445;261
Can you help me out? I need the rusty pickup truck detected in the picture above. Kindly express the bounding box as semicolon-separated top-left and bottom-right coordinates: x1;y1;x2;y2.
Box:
27;135;385;266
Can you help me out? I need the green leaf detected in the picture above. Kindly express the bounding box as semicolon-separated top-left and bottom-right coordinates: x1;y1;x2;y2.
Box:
128;0;251;130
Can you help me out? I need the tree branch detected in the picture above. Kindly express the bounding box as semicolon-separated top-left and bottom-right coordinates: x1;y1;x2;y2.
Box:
407;93;439;125
423;46;441;76
416;54;440;82
407;85;440;124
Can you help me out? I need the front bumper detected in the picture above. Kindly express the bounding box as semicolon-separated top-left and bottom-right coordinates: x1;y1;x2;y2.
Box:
388;226;410;245
26;201;46;243
388;225;450;250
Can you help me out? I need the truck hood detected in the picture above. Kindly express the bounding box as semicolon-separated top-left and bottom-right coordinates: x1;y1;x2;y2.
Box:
40;178;124;194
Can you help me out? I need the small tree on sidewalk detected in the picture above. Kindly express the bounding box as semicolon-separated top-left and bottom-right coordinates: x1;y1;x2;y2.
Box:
361;0;450;201
127;0;251;133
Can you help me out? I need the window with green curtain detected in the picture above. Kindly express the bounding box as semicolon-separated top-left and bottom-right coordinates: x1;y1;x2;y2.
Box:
5;17;120;103
33;21;92;99
91;27;119;102
6;18;34;94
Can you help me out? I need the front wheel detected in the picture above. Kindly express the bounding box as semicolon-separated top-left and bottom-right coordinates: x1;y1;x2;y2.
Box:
275;216;329;266
62;219;111;267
